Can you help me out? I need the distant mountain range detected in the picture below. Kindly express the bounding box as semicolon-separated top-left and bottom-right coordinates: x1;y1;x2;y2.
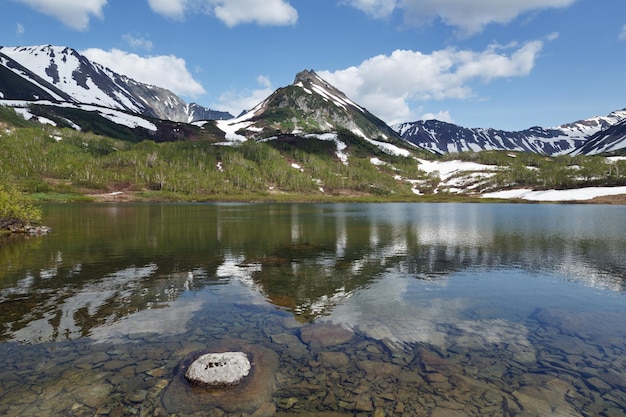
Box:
394;111;626;156
1;44;625;156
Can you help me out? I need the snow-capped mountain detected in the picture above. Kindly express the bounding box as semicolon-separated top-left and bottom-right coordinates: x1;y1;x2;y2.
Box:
187;103;232;122
0;45;232;123
215;69;411;157
394;109;626;156
2;45;625;157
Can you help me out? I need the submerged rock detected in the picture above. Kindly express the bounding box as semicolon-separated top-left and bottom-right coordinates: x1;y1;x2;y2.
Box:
300;323;353;348
184;351;250;388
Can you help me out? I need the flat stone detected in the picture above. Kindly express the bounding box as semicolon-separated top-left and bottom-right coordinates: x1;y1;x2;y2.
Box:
317;351;350;368
271;333;300;345
430;408;469;417
300;323;353;348
185;351;250;388
74;382;114;409
357;360;402;381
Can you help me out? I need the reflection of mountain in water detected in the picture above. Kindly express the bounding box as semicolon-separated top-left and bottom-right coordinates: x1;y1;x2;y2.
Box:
0;203;624;343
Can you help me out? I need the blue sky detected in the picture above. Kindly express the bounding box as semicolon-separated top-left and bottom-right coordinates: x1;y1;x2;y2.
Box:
1;0;626;130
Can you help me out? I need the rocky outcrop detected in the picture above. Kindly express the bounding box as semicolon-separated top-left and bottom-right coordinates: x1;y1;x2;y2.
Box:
1;220;51;235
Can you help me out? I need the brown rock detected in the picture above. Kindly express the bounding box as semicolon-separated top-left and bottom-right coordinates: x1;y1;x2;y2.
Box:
357;360;401;380
430;408;469;417
317;351;350;368
300;323;353;347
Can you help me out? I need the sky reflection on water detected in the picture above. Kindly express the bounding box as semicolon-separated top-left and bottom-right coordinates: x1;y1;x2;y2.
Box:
0;203;624;345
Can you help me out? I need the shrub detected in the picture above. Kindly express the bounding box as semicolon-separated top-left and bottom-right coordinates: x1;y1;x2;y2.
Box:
0;184;42;231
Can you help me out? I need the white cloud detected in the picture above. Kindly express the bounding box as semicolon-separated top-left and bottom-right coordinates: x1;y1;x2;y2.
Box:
319;40;544;124
147;0;298;26
620;25;626;41
146;0;187;19
14;0;107;30
81;48;206;98
16;23;25;35
420;110;454;123
546;32;560;41
214;0;297;26
122;34;154;51
344;0;576;35
214;76;275;115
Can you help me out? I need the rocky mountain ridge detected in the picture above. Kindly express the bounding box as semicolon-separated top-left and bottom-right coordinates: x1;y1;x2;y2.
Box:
394;110;626;156
0;45;232;123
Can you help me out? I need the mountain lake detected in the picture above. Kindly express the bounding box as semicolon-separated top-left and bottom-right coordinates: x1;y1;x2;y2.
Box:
0;202;625;417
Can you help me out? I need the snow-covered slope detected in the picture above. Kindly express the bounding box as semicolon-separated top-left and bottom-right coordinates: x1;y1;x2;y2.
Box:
0;45;232;123
216;70;411;158
394;110;626;156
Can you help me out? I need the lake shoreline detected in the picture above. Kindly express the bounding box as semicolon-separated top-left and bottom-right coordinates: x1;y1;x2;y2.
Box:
44;189;626;205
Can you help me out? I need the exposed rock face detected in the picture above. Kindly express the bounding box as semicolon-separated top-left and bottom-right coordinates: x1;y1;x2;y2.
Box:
184;351;250;388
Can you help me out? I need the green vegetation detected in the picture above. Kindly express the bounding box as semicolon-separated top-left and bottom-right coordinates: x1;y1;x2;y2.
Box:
0;184;42;232
1;105;625;205
0;110;431;202
444;151;626;191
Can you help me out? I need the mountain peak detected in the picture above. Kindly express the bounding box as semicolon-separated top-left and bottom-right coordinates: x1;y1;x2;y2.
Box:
215;68;404;147
293;69;318;84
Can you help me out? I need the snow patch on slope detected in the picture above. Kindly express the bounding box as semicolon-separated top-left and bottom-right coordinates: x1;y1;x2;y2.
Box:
482;187;626;201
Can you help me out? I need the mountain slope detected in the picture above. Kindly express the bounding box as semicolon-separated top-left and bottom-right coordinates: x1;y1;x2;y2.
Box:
0;45;232;123
572;118;626;155
394;110;626;156
215;70;414;159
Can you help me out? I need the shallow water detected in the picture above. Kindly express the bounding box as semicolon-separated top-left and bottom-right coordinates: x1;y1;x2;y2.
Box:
0;203;625;416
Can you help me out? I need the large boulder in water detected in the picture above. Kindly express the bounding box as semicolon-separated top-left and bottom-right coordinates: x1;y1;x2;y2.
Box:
184;351;250;388
162;343;278;415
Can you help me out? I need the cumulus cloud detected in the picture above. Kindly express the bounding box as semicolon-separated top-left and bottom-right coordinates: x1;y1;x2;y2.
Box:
214;75;275;115
146;0;187;19
14;0;107;30
81;48;206;98
620;25;626;41
319;40;544;124
344;0;576;35
147;0;298;26
122;34;154;51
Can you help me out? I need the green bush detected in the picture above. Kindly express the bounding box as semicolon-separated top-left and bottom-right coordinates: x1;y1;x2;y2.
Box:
0;184;42;231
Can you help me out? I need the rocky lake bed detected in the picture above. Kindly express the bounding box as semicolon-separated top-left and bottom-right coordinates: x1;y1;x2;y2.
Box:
1;303;624;417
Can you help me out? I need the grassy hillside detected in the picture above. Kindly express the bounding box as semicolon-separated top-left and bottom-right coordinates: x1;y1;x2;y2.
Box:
1;105;625;203
0;107;434;202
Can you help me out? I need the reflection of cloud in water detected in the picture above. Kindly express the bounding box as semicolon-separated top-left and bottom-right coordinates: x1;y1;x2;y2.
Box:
413;204;487;247
90;295;205;343
553;256;625;292
9;264;159;344
215;254;266;303
92;259;273;343
323;273;531;352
